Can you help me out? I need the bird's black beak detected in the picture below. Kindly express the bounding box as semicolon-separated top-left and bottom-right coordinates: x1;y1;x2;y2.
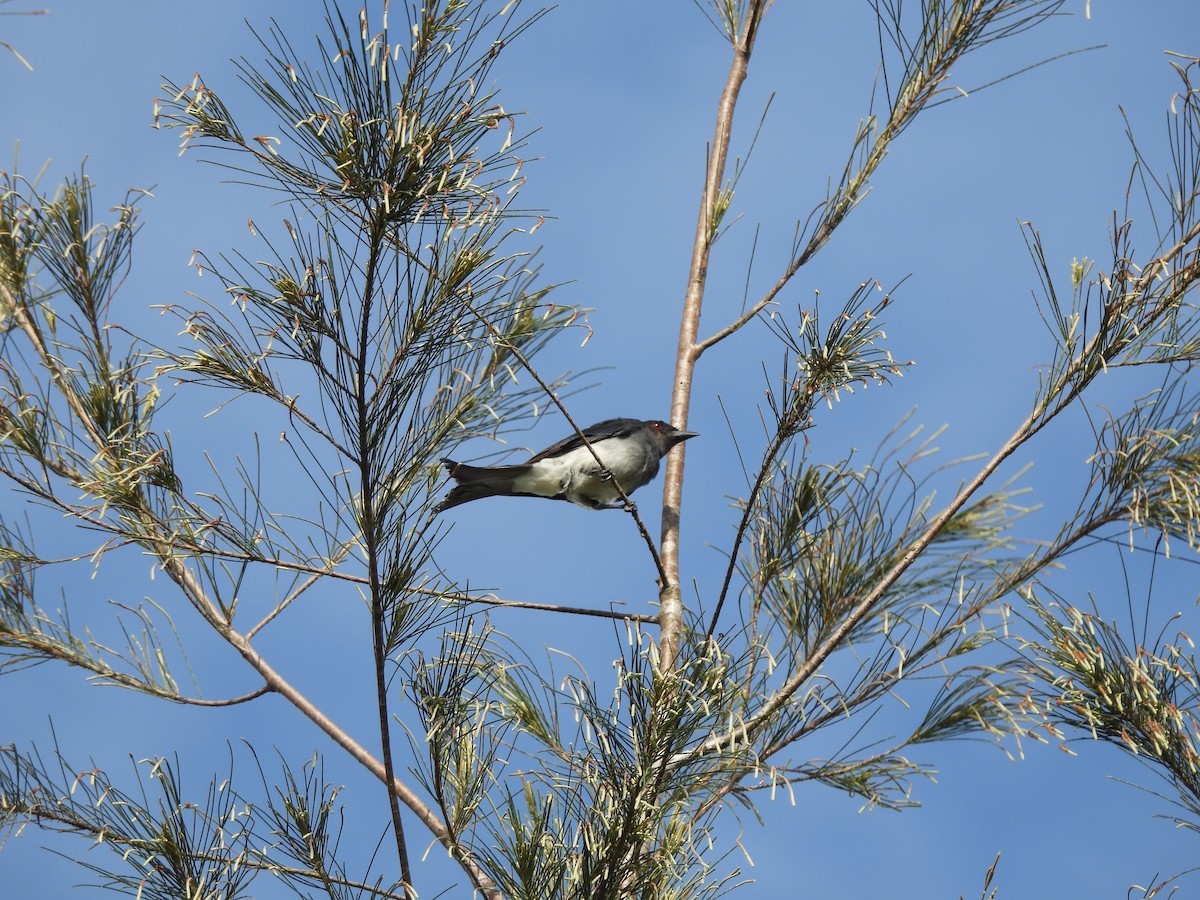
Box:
669;431;698;447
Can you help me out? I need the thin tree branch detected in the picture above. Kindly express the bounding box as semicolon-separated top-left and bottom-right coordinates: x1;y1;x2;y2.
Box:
458;296;670;586
705;414;794;639
170;685;273;707
443;592;658;622
662;0;770;671
4;274;498;896
163;554;500;896
355;211;415;895
681;230;1200;765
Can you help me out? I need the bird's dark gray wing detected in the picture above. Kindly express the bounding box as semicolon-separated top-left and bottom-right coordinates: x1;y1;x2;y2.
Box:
526;418;644;463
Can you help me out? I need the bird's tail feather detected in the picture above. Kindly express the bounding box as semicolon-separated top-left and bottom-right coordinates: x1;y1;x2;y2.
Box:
434;459;533;512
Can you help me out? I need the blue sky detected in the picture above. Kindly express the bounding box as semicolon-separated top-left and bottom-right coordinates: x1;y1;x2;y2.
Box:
3;1;1200;897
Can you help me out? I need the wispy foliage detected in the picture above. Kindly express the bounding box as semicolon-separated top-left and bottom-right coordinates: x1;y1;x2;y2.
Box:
5;3;1200;898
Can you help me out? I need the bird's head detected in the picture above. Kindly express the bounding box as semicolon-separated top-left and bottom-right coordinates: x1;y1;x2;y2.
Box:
644;420;698;453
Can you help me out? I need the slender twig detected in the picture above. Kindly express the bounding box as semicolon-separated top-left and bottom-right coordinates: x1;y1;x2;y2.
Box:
170;685;273;706
662;0;769;670
694;3;1054;360
246;541;357;638
442;592;657;622
355;213;414;895
458;296;670;587
704;420;793;639
680;231;1200;765
162;553;500;896
682;414;1035;765
7;264;501;898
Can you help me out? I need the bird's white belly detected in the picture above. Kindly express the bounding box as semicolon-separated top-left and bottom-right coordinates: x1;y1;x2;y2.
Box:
516;440;651;504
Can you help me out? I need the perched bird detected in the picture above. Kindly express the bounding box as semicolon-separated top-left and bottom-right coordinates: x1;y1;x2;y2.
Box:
434;418;697;513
